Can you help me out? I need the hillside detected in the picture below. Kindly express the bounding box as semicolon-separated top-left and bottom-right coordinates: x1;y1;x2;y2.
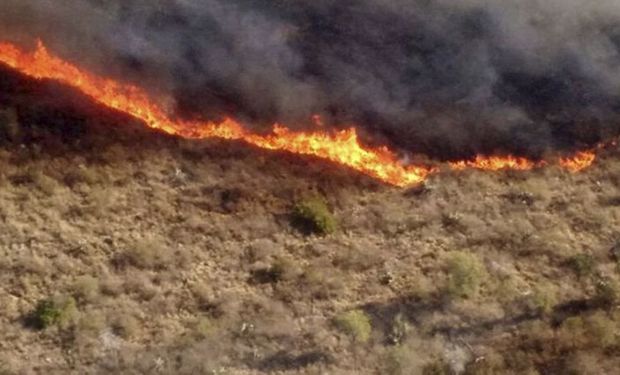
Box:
1;71;620;374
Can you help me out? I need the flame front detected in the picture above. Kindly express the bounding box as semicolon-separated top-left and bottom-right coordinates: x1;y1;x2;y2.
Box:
449;155;543;171
559;151;596;172
0;40;433;186
0;40;600;186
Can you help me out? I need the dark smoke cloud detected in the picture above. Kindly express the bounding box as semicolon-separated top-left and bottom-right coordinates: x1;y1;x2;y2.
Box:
2;0;620;159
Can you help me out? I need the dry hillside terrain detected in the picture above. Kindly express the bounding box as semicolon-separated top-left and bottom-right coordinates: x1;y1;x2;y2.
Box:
1;69;620;374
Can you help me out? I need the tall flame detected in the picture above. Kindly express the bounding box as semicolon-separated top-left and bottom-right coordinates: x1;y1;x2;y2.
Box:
0;40;599;186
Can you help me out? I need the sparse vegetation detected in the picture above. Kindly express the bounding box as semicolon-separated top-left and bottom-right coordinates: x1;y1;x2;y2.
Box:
585;312;617;349
335;309;372;343
593;277;619;308
193;317;216;339
29;169;58;195
112;313;140;339
527;282;558;315
71;275;100;303
383;345;419;375
296;265;345;300
559;316;588;348
388;313;411;345
123;236;173;269
569;254;596;278
251;256;299;284
422;360;451;375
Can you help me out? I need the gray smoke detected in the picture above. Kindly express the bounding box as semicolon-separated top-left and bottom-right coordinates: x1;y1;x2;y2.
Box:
2;0;620;159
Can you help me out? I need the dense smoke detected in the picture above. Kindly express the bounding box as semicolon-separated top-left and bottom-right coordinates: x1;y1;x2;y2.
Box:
2;0;620;159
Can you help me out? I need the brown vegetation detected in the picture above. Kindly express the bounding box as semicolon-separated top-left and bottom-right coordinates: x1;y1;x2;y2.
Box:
1;74;620;373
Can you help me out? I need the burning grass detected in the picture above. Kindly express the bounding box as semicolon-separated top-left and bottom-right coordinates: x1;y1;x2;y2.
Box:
0;40;600;188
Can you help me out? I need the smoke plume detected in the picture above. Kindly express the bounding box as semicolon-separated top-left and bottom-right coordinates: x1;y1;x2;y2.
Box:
2;0;620;159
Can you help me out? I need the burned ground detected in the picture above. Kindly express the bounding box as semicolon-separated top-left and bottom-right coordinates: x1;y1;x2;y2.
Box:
0;74;620;374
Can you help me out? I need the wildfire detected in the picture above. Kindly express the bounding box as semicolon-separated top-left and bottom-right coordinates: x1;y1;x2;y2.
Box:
449;155;543;171
0;40;601;186
559;151;596;172
0;40;432;186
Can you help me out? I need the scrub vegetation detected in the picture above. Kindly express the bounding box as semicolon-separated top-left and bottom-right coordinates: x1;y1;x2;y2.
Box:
1;80;620;374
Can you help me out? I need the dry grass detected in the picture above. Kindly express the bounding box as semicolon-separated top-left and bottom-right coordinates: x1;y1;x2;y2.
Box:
0;82;619;374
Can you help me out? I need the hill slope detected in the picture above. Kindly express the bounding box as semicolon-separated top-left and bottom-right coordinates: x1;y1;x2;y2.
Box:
1;74;620;374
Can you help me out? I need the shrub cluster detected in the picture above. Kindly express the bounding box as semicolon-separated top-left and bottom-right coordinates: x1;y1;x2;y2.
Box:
335;309;372;343
446;251;487;299
31;296;78;330
293;196;337;235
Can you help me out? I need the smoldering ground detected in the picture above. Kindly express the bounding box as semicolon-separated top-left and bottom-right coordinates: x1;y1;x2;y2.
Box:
2;0;620;160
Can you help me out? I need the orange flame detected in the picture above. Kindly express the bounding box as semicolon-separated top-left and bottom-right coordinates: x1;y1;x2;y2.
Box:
559;151;596;172
0;40;433;186
0;40;600;186
449;155;543;171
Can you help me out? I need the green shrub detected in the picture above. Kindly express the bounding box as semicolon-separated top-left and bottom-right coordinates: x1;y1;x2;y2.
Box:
293;196;337;235
335;309;372;343
32;296;78;330
568;254;595;278
446;251;487;299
